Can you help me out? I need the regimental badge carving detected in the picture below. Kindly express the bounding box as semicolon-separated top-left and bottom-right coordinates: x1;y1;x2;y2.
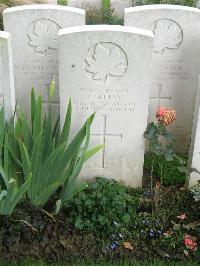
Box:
84;42;128;84
150;18;183;55
27;19;61;56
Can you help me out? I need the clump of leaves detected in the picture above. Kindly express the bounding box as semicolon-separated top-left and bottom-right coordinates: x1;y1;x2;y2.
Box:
0;80;102;216
14;85;102;213
144;120;175;162
0;107;31;216
136;0;196;7
144;106;187;186
144;153;187;186
65;177;141;235
86;7;123;25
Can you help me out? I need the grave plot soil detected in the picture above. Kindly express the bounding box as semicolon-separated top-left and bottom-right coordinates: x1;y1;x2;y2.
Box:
0;186;199;264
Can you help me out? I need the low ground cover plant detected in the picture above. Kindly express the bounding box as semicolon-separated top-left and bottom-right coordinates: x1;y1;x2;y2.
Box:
65;177;141;235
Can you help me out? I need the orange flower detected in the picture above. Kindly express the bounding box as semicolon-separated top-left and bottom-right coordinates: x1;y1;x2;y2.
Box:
156;107;176;126
184;234;197;250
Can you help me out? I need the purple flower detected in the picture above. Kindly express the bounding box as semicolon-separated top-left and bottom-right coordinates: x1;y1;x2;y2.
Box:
143;191;152;197
110;241;118;251
149;232;155;238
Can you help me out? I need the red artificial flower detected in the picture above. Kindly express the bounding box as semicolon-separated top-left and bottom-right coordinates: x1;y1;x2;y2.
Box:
156;106;176;126
184;234;197;250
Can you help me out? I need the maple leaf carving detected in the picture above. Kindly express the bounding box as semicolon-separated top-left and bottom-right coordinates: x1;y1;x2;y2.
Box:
85;43;127;83
27;19;60;55
152;19;183;55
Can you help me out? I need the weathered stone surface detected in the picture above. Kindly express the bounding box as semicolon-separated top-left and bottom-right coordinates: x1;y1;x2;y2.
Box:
110;0;132;19
125;5;200;153
58;25;153;187
188;78;200;187
67;0;102;10
0;31;15;120
3;5;85;115
36;0;57;4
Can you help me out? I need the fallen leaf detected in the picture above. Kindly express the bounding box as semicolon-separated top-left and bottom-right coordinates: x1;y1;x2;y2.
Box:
183;249;189;257
124;242;134;250
177;213;186;220
163;230;173;237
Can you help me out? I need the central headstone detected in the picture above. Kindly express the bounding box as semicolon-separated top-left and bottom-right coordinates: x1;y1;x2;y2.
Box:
59;25;153;187
125;5;200;153
0;31;15;120
3;5;85;115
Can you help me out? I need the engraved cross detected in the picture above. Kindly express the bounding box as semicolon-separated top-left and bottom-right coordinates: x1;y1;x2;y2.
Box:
150;84;171;108
42;83;59;106
91;115;122;169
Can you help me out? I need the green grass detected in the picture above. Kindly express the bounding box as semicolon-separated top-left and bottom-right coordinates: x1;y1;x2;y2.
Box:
102;0;110;9
0;261;199;266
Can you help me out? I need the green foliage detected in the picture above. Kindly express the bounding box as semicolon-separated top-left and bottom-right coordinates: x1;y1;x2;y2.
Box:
0;107;30;216
144;122;175;161
0;82;102;215
86;8;123;25
144;153;187;186
57;0;67;5
0;174;31;216
14;87;102;210
136;0;196;7
65;177;141;234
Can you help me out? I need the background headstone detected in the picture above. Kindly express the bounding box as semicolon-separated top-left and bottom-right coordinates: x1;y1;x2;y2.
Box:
3;5;85;116
67;0;102;10
110;0;133;19
125;5;200;153
188;77;200;187
36;0;57;3
59;25;153;187
0;31;15;120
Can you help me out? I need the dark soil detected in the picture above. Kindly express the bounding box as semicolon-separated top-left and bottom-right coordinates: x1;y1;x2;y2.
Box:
0;187;199;264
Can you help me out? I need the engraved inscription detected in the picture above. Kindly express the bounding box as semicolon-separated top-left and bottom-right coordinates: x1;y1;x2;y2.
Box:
91;115;122;168
151;59;196;82
84;42;128;84
150;19;183;55
14;59;59;81
27;19;61;56
74;88;135;112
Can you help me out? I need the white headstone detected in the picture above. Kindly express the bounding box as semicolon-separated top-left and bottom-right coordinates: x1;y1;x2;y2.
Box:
188;77;200;187
110;0;132;19
67;0;102;10
58;25;153;187
125;5;200;153
3;5;85;115
37;0;57;3
0;31;15;120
